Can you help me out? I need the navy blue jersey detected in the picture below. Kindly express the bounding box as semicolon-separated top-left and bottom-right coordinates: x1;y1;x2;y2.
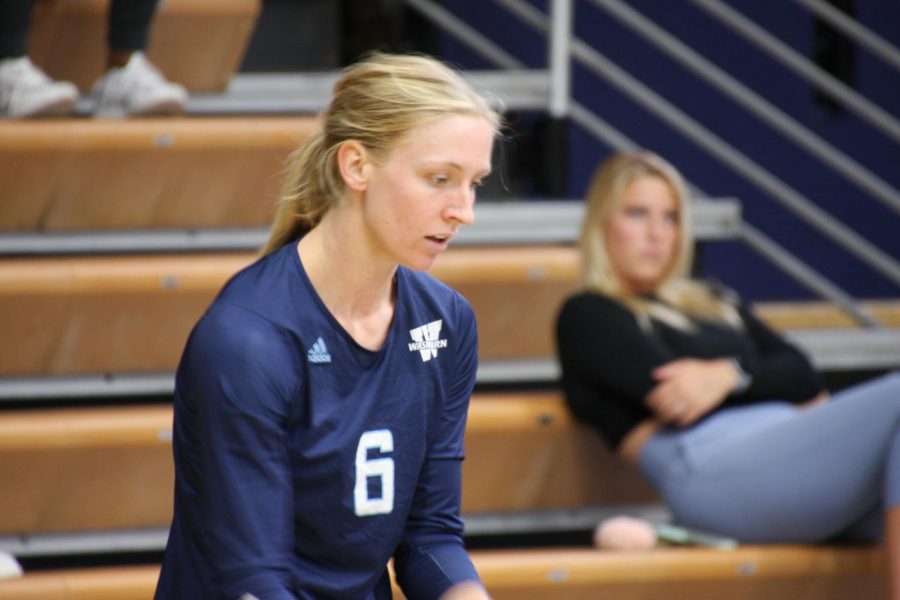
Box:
156;242;480;599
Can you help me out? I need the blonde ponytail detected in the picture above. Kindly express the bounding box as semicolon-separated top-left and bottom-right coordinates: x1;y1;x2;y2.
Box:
261;130;342;255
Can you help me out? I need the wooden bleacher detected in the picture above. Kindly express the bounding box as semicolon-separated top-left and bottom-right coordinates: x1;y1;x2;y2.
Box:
0;392;655;538
0;117;318;232
0;247;574;376
29;0;261;93
0;247;897;380
461;392;657;512
473;545;884;600
0;405;173;535
755;300;900;330
0;391;885;600
0;565;160;600
0;545;884;599
2;4;897;596
0;248;891;595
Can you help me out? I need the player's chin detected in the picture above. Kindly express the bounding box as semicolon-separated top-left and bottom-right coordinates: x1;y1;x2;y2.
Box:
402;253;440;272
399;244;442;271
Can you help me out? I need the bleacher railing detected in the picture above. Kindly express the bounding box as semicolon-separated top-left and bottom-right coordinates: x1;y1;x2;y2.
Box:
404;0;900;328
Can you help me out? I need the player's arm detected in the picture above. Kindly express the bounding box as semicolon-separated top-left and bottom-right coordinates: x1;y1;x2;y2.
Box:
394;301;487;600
393;457;485;599
177;305;299;599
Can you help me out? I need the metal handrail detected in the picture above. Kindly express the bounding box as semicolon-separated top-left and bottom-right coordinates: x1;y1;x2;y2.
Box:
566;99;702;200
593;0;900;217
548;0;574;118
739;224;881;328
792;0;900;73
566;100;635;150
492;0;548;36
688;0;900;145
567;101;715;199
485;0;900;289
405;0;575;121
405;0;895;325
404;0;521;69
571;39;900;287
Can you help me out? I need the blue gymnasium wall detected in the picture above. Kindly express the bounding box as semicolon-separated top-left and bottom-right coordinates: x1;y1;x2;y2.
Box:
438;0;900;302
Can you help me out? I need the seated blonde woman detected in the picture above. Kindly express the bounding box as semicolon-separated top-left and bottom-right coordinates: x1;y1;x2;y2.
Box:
556;150;900;599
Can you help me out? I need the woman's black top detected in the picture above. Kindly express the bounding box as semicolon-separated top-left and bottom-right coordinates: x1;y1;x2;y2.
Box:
555;291;824;450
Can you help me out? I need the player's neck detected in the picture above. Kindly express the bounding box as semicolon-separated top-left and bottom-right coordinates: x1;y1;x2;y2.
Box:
297;219;397;350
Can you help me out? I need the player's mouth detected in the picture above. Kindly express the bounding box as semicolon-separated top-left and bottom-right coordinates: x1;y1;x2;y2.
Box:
425;233;453;251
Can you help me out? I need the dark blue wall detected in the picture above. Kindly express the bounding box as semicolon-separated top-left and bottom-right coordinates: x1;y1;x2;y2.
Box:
439;0;900;302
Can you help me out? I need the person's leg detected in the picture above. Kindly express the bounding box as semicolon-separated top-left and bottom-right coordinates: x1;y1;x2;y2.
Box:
93;0;186;117
107;0;158;67
0;0;79;118
0;0;34;59
640;372;900;543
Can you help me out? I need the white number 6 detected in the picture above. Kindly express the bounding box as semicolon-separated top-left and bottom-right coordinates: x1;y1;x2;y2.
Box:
354;429;394;516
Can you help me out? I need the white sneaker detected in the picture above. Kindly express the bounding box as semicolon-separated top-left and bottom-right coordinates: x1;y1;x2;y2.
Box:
0;56;78;118
0;550;22;579
92;52;188;117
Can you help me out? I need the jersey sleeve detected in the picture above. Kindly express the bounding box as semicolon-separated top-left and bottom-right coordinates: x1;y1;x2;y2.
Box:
427;295;479;459
393;459;482;600
173;302;300;599
394;295;482;599
734;304;825;402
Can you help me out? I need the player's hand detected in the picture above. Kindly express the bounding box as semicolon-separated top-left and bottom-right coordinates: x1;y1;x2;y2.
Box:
438;581;491;600
646;358;738;426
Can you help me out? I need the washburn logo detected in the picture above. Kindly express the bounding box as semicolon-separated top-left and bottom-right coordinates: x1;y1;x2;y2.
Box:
408;319;447;362
307;336;332;364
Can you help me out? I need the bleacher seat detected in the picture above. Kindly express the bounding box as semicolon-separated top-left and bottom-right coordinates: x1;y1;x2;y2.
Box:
29;0;261;93
0;545;883;599
0;248;896;379
0;117;318;231
0;406;172;535
0;392;654;537
2;5;897;594
462;392;656;512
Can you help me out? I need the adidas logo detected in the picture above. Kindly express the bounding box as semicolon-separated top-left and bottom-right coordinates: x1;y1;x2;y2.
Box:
307;337;332;364
408;319;447;362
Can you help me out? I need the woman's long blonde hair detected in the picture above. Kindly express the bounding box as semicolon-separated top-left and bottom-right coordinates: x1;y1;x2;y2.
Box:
580;151;741;330
261;52;501;255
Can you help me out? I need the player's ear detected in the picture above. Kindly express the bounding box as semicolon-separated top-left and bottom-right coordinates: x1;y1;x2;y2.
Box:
337;140;370;192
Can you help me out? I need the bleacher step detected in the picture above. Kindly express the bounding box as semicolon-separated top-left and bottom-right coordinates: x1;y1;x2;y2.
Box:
30;0;260;93
0;199;739;254
0;117;318;232
0;247;895;381
0;505;671;559
0;392;658;540
0;545;883;599
183;70;555;115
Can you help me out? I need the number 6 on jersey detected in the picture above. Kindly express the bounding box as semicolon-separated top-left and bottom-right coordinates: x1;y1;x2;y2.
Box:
354;430;395;516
